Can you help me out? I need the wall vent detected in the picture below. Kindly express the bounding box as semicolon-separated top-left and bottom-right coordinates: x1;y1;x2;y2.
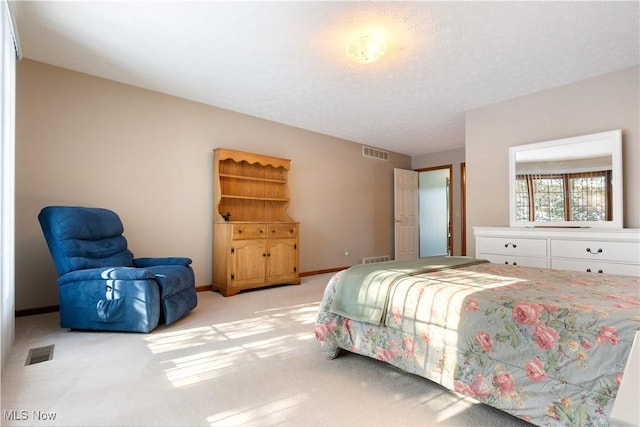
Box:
362;146;389;161
362;255;391;264
25;345;54;366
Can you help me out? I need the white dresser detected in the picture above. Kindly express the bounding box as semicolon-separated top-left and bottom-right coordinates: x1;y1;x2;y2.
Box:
474;227;640;277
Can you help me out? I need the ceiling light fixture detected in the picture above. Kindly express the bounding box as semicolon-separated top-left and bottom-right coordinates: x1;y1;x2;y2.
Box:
346;34;387;64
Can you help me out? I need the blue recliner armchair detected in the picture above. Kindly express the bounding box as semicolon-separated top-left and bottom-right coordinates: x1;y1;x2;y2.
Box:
38;206;198;333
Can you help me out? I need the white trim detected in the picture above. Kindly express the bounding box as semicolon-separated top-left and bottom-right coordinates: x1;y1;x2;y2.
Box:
4;0;21;59
1;0;17;372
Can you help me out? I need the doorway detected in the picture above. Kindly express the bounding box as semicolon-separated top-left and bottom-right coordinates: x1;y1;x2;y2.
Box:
417;165;452;257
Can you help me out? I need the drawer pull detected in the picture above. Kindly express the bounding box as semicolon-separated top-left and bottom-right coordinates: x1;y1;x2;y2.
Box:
586;268;605;273
586;248;603;254
237;229;242;234
504;243;517;248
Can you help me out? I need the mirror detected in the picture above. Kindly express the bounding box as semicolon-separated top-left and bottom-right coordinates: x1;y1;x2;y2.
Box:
509;129;623;228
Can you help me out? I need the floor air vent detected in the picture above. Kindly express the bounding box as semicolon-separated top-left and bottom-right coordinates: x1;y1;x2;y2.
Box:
362;255;391;264
25;345;54;366
362;146;389;161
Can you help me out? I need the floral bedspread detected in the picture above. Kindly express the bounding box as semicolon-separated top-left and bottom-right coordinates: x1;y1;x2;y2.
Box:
315;263;640;426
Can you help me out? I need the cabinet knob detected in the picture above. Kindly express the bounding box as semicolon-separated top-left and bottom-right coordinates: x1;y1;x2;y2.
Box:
237;229;242;234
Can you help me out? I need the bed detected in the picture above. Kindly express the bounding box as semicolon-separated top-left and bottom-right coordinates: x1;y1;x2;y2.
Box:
314;256;640;426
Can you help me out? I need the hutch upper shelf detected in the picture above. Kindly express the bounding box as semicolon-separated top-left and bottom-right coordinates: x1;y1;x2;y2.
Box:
213;148;293;223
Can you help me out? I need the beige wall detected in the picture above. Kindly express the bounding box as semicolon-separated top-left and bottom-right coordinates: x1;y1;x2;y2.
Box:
466;66;640;257
16;59;410;311
17;60;638;311
412;147;466;256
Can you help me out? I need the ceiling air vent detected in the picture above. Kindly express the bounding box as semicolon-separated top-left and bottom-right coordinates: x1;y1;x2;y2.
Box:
362;146;389;161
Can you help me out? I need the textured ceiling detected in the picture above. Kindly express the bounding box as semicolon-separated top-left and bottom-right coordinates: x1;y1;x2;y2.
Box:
13;1;640;157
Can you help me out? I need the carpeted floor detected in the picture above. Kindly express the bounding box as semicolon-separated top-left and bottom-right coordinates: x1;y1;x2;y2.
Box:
1;273;532;427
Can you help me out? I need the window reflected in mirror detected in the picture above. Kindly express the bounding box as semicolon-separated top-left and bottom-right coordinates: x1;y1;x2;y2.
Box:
515;171;611;222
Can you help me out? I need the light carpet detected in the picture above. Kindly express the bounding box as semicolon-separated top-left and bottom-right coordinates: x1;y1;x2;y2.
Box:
1;273;531;427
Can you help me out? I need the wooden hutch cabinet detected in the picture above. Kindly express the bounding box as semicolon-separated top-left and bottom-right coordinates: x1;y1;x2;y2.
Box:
211;148;300;296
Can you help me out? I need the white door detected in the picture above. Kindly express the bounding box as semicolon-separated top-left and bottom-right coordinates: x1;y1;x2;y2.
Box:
394;168;419;260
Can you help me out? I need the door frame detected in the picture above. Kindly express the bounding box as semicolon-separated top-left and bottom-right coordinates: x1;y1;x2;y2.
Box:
461;162;467;256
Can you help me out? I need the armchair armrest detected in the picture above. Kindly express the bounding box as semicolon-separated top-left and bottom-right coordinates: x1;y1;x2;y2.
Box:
133;257;192;267
58;266;156;285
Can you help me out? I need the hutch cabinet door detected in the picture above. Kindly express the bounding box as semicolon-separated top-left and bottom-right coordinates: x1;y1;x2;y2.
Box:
266;238;298;282
229;240;267;288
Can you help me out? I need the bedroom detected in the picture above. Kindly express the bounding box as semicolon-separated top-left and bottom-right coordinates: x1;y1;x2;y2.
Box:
1;1;639;426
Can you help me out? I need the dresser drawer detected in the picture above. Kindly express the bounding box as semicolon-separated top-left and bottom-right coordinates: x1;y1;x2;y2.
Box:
477;237;547;257
268;223;297;238
551;240;639;263
551;259;640;277
232;223;267;239
480;254;548;268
